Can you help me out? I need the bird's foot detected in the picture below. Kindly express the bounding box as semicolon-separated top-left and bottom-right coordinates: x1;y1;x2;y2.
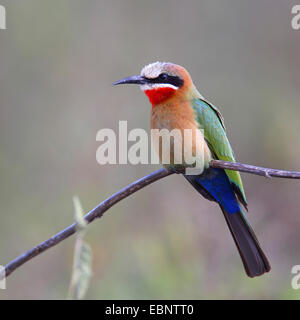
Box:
165;165;186;174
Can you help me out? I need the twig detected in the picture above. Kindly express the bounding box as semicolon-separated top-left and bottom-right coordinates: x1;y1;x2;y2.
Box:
1;168;172;280
210;160;300;179
1;160;300;281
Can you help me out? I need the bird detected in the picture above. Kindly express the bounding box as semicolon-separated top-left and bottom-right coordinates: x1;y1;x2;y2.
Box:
113;61;271;278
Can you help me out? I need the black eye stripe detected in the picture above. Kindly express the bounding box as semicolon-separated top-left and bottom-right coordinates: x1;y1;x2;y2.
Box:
145;74;184;87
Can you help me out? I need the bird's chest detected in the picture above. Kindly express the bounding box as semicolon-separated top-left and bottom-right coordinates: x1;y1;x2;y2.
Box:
150;103;211;168
150;100;196;130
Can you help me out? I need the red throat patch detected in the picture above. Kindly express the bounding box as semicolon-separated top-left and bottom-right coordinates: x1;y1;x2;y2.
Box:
144;87;176;106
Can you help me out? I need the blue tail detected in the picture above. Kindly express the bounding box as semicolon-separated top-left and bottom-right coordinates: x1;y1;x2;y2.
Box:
184;168;271;277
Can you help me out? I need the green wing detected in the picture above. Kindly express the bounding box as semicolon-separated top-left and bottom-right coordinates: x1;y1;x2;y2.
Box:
191;98;247;208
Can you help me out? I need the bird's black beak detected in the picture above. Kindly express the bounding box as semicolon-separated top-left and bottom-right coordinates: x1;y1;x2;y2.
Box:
113;75;147;86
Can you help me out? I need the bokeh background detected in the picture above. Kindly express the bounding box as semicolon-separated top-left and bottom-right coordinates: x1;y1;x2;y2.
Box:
0;0;300;299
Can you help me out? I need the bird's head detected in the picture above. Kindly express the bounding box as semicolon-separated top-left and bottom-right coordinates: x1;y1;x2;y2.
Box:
113;62;195;106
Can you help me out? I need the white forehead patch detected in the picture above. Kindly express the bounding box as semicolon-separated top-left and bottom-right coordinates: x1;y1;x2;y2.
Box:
140;62;179;91
141;61;166;79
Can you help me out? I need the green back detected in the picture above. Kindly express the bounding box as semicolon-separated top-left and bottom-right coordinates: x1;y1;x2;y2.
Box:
191;98;247;207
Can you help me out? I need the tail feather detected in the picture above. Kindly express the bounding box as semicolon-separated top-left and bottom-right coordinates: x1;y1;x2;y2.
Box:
184;168;271;277
220;206;271;277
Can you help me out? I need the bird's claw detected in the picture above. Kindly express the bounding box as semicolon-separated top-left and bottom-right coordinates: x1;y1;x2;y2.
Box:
165;166;186;174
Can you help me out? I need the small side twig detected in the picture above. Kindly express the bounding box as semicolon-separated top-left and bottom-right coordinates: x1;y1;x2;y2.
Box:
1;160;300;281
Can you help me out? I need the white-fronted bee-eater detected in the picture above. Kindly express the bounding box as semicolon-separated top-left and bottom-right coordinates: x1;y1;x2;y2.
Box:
114;62;271;277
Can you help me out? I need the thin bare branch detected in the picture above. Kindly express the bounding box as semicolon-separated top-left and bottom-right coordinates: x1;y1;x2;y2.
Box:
210;160;300;179
1;160;300;281
1;169;171;280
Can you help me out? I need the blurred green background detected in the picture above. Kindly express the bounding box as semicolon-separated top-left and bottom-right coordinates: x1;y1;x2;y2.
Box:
0;0;300;299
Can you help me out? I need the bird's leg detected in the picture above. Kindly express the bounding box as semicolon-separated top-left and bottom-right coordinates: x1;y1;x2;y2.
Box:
164;164;186;174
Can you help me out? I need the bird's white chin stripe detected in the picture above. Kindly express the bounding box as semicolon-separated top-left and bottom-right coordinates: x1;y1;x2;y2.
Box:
140;83;178;91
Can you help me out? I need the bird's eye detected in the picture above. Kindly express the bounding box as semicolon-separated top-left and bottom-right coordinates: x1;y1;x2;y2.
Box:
159;73;168;81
